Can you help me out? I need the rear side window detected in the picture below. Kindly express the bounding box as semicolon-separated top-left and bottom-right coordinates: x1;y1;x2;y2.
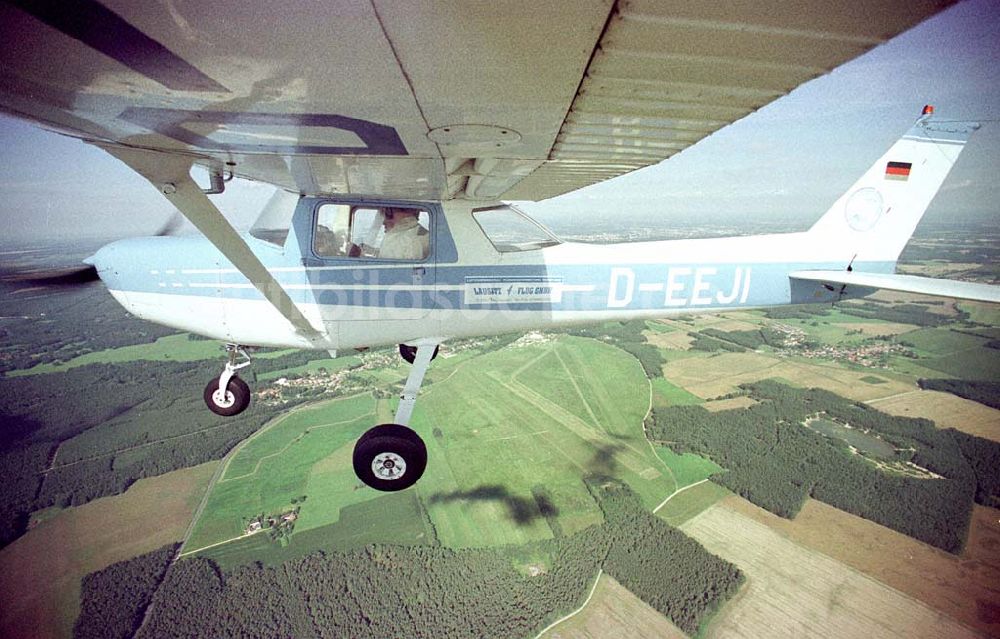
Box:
473;205;560;252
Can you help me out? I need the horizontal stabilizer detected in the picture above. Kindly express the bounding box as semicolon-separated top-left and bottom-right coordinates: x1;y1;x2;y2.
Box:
789;270;1000;304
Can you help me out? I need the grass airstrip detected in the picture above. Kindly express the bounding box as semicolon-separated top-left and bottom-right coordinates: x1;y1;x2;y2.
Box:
184;335;708;566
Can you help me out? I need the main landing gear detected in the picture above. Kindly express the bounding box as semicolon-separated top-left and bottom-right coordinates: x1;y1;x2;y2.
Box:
352;342;438;491
204;344;253;416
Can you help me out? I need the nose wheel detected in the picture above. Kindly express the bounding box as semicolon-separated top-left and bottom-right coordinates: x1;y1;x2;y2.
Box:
353;424;427;491
204;374;251;416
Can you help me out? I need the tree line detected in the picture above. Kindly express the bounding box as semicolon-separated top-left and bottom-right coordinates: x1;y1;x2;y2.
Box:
77;477;742;638
648;379;997;553
918;378;1000;410
73;543;177;639
0;349;327;549
567;320;664;378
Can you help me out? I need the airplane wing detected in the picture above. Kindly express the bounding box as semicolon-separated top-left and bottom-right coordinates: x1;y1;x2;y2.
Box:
790;270;1000;304
0;0;954;202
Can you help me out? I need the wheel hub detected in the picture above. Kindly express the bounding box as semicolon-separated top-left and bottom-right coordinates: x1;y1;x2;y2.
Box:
212;389;235;408
372;452;407;480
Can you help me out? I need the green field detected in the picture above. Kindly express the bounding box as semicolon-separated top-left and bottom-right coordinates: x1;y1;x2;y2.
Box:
774;308;914;345
959;301;1000;326
655;481;731;527
644;320;674;333
651;377;702;407
898;327;1000;379
198;490;435;569
185;335;675;561
655;448;723;488
184;394;378;551
902;327;987;356
9;333;294;377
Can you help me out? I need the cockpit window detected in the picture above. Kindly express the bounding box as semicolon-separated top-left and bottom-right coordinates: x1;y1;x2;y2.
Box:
249;189;299;247
314;204;430;261
472;204;561;253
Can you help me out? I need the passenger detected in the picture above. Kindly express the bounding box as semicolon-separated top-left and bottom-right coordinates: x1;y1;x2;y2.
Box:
314;225;342;257
378;208;429;260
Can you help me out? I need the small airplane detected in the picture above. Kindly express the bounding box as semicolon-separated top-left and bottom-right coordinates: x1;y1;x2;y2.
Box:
1;1;996;492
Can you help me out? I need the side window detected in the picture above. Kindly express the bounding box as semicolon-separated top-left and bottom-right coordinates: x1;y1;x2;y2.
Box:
472;205;560;253
313;204;352;257
314;204;430;260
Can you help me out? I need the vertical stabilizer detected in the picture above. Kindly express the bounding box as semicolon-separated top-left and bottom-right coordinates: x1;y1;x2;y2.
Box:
807;107;978;266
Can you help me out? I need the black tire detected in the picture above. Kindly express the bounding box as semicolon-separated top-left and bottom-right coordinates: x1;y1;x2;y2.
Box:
203;375;251;416
399;343;440;364
353;424;427;491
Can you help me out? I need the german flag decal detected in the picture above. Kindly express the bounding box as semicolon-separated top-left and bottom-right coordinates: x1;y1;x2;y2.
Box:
885;161;912;181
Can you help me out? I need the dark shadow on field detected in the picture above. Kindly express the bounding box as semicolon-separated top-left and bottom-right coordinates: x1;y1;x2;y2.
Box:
426;484;559;526
588;443;624;475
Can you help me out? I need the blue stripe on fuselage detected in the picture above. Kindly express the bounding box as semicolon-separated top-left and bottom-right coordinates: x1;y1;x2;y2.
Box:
109;259;895;312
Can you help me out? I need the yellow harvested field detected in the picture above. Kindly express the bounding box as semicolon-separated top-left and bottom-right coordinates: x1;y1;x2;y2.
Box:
542;574;685;639
703;397;757;412
662;352;912;400
868;389;1000;441
0;462;217;639
831;322;919;337
722;497;1000;637
644;330;695;350
681;502;979;639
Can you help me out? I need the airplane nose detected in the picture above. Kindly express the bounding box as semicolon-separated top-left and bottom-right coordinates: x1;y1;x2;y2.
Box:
85;243;116;282
84;241;129;292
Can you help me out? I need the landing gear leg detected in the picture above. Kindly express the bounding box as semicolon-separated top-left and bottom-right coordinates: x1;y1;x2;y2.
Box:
353;342;438;491
204;344;253;416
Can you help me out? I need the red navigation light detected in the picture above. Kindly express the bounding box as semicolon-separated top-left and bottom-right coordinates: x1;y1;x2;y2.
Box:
922;104;935;115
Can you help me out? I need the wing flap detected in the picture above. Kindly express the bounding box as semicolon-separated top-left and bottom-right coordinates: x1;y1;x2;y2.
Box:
790;270;1000;304
506;0;955;200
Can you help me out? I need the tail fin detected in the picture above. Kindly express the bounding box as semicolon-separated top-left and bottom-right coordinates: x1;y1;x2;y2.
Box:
808;106;978;267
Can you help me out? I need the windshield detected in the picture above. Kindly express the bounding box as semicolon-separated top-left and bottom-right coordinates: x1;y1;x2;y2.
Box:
472;204;561;253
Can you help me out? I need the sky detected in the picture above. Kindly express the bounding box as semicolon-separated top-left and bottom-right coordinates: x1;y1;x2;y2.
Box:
0;0;998;243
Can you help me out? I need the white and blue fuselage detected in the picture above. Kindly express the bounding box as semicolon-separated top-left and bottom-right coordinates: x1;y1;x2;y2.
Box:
89;201;884;351
87;111;978;351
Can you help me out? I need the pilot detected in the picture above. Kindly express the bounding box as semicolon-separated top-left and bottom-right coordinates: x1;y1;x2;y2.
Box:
378;208;429;260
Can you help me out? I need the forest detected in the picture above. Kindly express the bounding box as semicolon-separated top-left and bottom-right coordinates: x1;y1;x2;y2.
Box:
75;478;742;639
0;347;330;549
0;284;176;374
648;380;1000;553
698;327;793;351
73;544;177;639
761;299;963;328
837;301;964;327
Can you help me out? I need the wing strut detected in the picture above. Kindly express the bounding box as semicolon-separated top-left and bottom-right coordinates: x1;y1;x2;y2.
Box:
99;145;322;339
